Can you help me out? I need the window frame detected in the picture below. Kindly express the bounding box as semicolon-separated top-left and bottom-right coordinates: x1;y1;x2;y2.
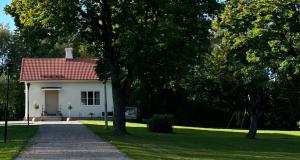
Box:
81;91;101;106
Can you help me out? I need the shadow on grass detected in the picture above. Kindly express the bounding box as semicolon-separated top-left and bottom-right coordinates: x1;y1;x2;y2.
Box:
83;121;300;160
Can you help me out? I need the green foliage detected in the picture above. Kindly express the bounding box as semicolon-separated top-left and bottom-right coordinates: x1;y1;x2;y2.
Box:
213;0;300;84
0;74;25;120
121;0;221;118
147;114;174;133
5;0;220;82
33;103;39;110
0;25;11;73
0;24;10;59
207;0;300;131
0;25;26;120
5;0;99;59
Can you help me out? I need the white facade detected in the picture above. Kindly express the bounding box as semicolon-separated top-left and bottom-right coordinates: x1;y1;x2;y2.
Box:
24;80;114;118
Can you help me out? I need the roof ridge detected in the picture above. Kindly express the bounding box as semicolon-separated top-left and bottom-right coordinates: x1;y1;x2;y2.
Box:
22;58;97;60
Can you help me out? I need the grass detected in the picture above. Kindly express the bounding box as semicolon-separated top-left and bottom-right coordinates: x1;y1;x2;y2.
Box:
0;125;38;160
82;120;300;160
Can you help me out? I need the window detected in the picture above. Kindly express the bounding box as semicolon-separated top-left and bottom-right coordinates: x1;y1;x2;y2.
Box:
94;92;100;105
88;91;93;105
81;92;87;105
81;91;100;106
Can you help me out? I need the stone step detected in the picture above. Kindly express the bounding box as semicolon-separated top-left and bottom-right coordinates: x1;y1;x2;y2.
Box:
41;116;62;121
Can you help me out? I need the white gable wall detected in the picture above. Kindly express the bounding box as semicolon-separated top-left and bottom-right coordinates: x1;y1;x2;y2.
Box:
24;81;114;118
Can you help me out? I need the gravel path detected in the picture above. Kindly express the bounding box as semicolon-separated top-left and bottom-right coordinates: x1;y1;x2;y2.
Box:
16;121;131;160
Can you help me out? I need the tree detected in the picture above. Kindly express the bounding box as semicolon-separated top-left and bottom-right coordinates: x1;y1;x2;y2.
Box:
0;74;25;120
0;24;26;120
0;24;11;72
6;0;220;133
212;0;300;138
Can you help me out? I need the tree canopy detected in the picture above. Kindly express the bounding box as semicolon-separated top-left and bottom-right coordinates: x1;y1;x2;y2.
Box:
0;24;26;120
6;0;221;133
211;0;300;138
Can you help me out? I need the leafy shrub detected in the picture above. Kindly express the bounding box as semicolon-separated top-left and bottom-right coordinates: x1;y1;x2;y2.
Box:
34;103;39;110
148;114;174;133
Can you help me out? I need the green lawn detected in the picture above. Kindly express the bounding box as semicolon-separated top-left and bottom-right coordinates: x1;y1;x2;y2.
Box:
82;120;300;160
0;125;38;160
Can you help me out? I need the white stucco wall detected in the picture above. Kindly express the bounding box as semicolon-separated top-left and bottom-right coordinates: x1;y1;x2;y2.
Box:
24;80;114;118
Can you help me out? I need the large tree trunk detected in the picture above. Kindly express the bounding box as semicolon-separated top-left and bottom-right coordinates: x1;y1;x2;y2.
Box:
246;89;264;139
111;80;126;133
102;0;126;133
247;112;262;139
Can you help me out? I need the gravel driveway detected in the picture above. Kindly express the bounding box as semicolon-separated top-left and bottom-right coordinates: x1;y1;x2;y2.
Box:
16;121;131;160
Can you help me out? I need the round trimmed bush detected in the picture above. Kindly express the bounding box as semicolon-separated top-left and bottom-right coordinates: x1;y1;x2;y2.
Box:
148;114;174;133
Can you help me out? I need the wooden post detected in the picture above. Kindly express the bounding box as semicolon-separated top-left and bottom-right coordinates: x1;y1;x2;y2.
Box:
104;81;108;129
27;83;30;126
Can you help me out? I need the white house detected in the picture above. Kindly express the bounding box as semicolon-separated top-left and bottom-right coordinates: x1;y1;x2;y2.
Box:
19;48;114;120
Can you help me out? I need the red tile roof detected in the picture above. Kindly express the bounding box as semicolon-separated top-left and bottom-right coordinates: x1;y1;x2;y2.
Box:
20;58;99;81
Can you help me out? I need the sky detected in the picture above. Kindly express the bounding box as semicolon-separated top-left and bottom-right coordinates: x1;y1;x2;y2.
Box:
0;0;15;30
